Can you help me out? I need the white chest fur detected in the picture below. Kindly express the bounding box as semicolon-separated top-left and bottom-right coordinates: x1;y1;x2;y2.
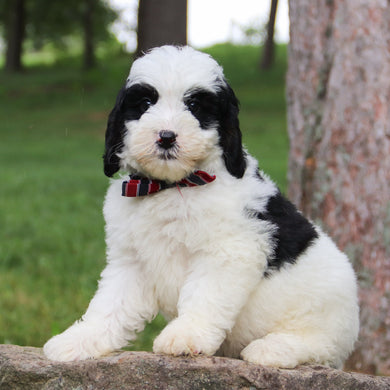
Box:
103;175;268;319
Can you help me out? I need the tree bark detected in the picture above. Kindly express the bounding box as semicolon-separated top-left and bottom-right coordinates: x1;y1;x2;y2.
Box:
287;0;390;375
136;0;187;58
260;0;278;70
4;0;25;72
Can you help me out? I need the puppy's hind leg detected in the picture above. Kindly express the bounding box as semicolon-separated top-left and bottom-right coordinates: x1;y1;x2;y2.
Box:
240;332;338;369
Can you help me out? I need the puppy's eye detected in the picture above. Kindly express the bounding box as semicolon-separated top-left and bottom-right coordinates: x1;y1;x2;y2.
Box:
138;98;153;113
187;99;200;114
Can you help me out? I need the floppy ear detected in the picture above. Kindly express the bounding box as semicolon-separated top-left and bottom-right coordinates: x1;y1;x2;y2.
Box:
103;87;126;177
217;82;246;178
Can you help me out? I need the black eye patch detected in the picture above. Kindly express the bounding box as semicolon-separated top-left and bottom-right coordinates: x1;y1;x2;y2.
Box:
121;83;159;120
184;89;219;129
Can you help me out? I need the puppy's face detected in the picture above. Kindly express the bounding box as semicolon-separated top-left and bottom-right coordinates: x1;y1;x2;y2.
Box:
103;46;246;181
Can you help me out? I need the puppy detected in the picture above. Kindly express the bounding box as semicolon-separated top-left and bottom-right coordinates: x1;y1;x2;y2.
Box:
44;45;359;368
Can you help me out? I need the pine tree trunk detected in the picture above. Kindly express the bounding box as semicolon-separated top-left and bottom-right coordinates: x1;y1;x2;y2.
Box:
136;0;187;58
287;0;390;375
5;0;25;72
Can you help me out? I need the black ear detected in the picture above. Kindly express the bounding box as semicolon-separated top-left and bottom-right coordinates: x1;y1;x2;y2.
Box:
103;87;127;177
217;82;246;178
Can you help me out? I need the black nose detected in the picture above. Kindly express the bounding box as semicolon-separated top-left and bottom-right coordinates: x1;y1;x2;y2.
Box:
157;130;177;149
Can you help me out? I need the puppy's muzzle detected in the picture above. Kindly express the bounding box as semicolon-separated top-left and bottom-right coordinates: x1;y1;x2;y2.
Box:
157;130;177;150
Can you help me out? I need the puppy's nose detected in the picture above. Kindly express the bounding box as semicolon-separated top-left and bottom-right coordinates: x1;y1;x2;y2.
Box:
157;130;177;149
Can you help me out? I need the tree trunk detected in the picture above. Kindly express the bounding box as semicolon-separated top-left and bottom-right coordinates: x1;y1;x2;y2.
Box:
83;0;96;69
287;0;390;375
136;0;187;58
260;0;278;70
4;0;25;72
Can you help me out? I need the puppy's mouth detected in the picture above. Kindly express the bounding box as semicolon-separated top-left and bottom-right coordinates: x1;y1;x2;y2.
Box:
157;147;179;160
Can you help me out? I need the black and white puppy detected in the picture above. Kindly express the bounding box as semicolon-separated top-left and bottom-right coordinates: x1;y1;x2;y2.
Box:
44;46;359;368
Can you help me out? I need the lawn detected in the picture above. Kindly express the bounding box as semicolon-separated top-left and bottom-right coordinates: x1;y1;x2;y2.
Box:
0;44;288;350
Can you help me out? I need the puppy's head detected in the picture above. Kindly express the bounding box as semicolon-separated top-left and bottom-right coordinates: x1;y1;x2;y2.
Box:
103;46;246;181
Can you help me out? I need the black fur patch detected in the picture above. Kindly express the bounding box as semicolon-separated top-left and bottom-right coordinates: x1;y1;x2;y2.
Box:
122;84;159;121
184;83;246;178
103;87;126;177
184;89;220;129
254;192;319;275
215;83;246;179
103;84;159;177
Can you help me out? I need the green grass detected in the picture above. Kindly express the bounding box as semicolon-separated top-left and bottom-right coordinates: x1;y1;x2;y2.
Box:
0;44;288;350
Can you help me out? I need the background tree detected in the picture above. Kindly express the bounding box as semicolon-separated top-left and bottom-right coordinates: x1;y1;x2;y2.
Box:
3;0;25;72
82;0;96;69
136;0;187;58
0;0;117;71
260;0;278;70
287;0;390;375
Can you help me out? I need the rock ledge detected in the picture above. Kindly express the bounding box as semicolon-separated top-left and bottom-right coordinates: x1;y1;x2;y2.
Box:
0;344;389;389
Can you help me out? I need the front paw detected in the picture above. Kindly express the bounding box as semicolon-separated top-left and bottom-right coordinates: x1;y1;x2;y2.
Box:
153;317;223;357
44;333;88;362
43;321;113;362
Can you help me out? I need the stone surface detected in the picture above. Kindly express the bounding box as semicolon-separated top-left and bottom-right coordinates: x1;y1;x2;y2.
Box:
0;344;389;389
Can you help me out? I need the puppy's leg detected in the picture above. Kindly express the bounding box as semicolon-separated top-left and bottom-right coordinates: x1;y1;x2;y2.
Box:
153;247;263;357
240;332;338;368
44;262;157;361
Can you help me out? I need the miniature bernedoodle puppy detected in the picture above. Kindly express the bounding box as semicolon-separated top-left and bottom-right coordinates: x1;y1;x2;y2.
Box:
44;46;359;368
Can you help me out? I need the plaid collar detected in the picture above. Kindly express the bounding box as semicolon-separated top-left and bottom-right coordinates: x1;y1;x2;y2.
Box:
122;170;216;197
